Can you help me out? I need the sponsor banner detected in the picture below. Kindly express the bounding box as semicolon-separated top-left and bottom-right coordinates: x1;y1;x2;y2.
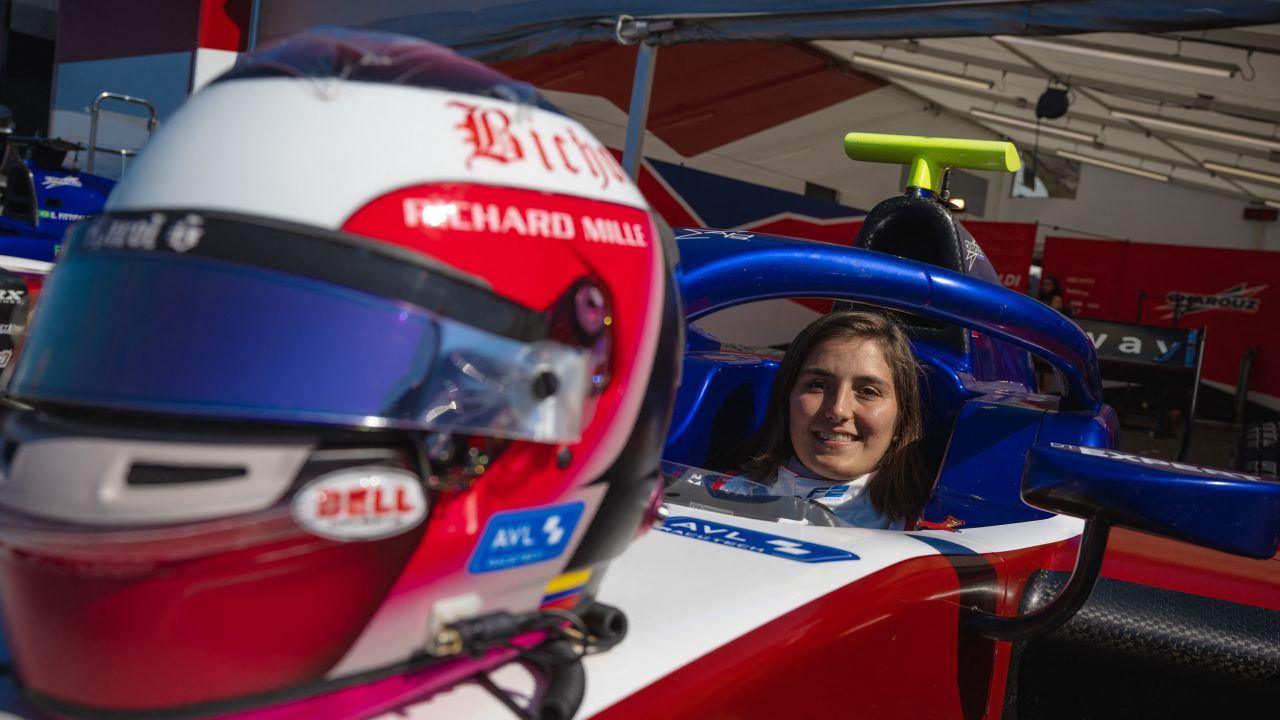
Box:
1041;237;1127;318
962;221;1036;293
657;515;860;563
1074;317;1199;371
469;502;586;574
1044;236;1280;408
1158;284;1263;318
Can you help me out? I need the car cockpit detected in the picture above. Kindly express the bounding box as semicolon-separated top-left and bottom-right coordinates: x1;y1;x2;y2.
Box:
662;134;1112;531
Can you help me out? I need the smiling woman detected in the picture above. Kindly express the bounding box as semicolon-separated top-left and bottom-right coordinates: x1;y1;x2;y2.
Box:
734;310;931;529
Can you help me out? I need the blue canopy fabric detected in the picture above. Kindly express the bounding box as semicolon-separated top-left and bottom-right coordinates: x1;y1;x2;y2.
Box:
324;1;1280;60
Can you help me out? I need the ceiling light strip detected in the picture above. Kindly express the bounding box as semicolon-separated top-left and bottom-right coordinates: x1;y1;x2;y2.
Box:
1203;161;1280;186
1111;110;1280;152
850;54;994;91
969;109;1097;143
1055;150;1170;182
993;36;1238;78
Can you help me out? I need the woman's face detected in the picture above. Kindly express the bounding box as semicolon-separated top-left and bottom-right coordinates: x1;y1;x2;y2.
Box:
788;336;899;482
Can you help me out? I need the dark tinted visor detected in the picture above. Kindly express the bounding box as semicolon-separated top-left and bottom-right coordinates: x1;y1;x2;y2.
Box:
11;212;590;441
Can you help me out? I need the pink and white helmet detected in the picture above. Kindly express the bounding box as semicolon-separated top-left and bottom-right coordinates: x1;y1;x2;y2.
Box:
0;28;681;716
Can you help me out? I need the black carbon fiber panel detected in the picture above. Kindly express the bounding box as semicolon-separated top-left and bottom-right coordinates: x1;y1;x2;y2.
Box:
1020;569;1280;683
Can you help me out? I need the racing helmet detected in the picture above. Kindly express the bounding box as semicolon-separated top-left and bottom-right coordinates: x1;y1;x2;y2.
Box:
0;29;681;716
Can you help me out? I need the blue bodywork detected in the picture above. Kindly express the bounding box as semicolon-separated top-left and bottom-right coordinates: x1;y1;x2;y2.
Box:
0;226;62;262
1024;443;1280;559
662;228;1119;530
0;145;115;261
662;226;1280;558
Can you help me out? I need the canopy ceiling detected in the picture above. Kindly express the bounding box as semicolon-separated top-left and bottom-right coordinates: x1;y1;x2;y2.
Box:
258;2;1280;61
255;2;1280;209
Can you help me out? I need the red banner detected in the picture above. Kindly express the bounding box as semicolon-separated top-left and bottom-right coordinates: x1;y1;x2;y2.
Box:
964;221;1037;293
1041;238;1127;319
1044;236;1280;410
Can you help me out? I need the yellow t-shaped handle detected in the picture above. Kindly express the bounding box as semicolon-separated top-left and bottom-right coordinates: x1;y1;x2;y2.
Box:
844;132;1021;193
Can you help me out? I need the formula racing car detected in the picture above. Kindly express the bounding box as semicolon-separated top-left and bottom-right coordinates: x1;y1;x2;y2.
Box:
375;135;1280;718
0;40;1276;720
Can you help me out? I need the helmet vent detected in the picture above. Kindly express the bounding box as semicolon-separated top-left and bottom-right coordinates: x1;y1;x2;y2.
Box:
126;463;248;486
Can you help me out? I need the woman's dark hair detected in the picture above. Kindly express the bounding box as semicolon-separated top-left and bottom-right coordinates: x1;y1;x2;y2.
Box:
1037;275;1073;317
1039;275;1062;300
738;310;931;522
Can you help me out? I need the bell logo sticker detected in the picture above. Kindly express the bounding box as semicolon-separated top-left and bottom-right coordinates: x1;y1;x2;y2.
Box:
292;467;427;541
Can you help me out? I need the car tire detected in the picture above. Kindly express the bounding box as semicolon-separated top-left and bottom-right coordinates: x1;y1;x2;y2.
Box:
1234;421;1279;477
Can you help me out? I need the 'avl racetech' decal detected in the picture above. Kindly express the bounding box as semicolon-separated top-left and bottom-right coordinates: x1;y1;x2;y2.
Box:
469;502;586;573
658;516;860;563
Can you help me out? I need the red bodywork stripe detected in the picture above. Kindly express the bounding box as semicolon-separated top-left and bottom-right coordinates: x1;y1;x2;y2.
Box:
595;538;1079;720
1099;528;1280;611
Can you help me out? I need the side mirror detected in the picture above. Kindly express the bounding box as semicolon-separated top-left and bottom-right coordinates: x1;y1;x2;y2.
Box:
966;443;1280;641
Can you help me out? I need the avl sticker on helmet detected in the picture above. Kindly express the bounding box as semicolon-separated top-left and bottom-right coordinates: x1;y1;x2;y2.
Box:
292;467;428;541
658;516;861;564
468;501;585;574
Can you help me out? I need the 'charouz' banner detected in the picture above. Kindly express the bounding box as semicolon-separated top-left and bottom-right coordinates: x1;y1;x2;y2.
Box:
1043;236;1278;410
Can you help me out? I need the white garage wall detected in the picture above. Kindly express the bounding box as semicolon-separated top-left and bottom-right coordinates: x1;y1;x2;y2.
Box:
556;80;1280;350
564;80;1280;253
987;163;1280;253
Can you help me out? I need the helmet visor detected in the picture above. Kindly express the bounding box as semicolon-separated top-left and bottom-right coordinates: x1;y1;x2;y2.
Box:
11;212;591;442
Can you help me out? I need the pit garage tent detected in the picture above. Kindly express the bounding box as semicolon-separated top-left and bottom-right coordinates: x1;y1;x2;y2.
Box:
253;1;1280;61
